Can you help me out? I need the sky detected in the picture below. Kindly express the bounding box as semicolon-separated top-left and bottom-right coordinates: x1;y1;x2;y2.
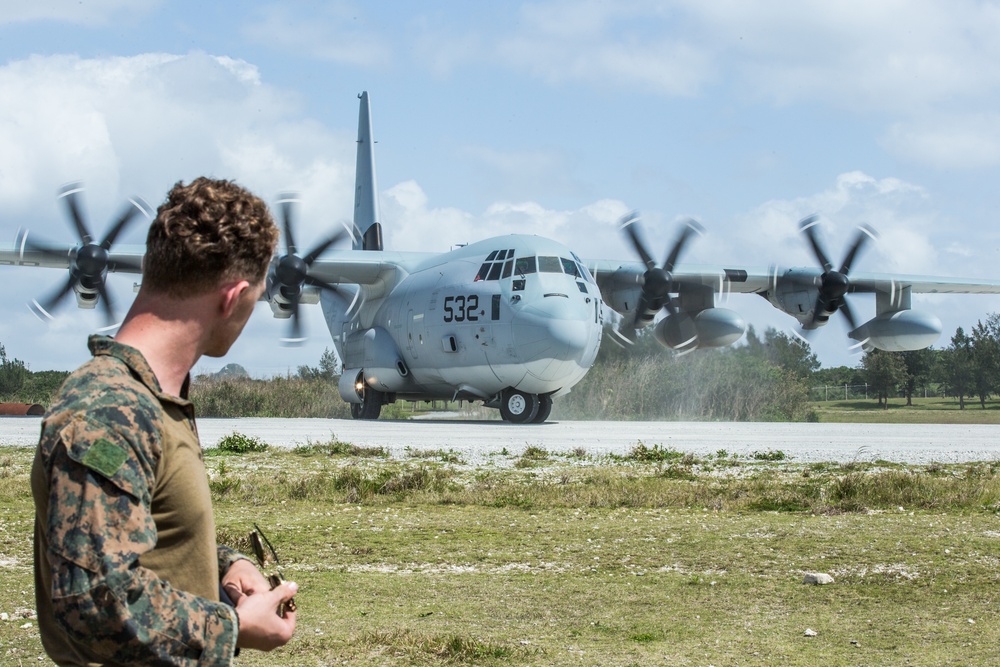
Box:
2;0;1000;377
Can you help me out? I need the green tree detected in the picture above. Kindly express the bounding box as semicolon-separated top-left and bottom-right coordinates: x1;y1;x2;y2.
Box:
969;314;1000;408
0;343;30;398
862;349;906;409
899;348;935;406
754;327;820;380
297;347;340;381
940;328;974;409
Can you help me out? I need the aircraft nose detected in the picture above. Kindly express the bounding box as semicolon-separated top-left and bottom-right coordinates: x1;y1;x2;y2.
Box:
512;297;595;363
546;317;589;352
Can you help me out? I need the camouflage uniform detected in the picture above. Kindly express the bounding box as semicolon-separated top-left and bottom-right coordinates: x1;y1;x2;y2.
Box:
32;335;243;666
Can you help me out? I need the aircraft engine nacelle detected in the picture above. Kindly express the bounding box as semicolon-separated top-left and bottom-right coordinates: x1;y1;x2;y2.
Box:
340;327;410;396
653;308;747;350
265;281;320;319
768;269;820;324
849;310;942;352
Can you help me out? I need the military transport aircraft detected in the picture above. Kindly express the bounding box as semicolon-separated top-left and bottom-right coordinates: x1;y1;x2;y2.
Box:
4;91;1000;423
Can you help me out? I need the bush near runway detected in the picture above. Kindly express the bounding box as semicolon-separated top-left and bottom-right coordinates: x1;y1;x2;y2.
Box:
4;441;1000;666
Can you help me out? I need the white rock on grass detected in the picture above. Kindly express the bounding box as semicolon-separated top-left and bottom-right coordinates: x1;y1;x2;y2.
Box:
804;628;818;637
803;572;835;585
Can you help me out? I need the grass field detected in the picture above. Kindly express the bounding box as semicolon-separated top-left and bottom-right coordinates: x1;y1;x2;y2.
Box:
812;395;1000;423
4;438;1000;666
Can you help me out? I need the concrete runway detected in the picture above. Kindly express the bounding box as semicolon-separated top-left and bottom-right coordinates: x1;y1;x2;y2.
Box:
2;417;999;464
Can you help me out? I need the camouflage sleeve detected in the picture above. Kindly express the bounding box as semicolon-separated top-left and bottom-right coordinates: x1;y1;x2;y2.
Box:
40;414;238;666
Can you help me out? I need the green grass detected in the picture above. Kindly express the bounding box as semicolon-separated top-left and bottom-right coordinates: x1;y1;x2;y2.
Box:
5;443;1000;666
812;395;1000;423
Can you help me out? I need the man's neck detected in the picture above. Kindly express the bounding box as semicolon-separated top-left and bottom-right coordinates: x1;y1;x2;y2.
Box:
114;292;210;397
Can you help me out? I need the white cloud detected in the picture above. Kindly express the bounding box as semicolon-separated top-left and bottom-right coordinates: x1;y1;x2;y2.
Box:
0;52;359;372
724;171;943;275
399;1;1000;170
0;52;351;210
379;179;630;258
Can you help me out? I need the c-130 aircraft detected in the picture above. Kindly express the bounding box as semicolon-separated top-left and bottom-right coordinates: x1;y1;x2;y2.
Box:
5;92;1000;423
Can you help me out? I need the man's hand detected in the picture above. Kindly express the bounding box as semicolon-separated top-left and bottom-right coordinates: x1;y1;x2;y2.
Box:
221;558;270;605
235;580;298;651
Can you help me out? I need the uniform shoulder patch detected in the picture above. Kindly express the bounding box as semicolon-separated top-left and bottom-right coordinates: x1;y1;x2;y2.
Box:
80;437;129;478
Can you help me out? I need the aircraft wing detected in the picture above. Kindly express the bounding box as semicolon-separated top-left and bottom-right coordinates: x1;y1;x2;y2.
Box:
0;242;419;289
587;259;1000;297
847;272;1000;294
0;242;146;273
305;250;418;289
587;259;774;295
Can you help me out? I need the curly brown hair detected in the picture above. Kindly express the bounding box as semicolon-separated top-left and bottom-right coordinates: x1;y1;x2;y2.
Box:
142;177;278;297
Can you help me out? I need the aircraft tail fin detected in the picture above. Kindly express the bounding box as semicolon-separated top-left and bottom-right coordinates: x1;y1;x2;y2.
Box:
353;91;383;251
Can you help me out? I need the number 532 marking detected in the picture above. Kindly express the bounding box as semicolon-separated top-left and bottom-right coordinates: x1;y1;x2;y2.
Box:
443;295;480;322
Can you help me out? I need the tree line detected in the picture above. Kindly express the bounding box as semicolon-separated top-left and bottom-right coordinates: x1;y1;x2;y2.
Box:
3;312;999;418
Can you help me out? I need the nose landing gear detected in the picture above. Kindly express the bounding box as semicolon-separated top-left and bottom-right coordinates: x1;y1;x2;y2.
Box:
499;389;553;424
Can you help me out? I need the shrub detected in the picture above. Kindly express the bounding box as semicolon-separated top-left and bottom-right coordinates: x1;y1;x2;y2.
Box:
217;431;270;454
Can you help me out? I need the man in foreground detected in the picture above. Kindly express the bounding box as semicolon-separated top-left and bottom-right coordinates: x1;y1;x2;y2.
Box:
31;177;298;665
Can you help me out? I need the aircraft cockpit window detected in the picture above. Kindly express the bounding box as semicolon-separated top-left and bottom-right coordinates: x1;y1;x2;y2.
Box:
476;249;515;281
560;258;580;277
514;256;536;275
572;252;596;284
538;256;562;273
502;259;513;279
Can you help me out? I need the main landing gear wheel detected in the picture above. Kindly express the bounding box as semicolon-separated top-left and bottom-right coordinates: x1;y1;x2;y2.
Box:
531;394;553;423
351;384;384;420
500;389;540;424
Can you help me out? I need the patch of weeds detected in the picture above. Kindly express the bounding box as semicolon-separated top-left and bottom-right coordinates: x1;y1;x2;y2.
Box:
751;449;786;462
216;431;269;454
380;467;436;494
659;464;696;481
354;628;520;662
406;447;465;464
746;493;811;512
491;493;535;509
925;461;948;476
294;438;388;458
619;442;684;463
515;446;550;468
966;462;1000;479
209;476;243;497
630;632;659;643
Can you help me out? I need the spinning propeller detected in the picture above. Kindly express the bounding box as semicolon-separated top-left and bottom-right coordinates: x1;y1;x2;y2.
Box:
27;183;148;327
271;194;349;345
618;211;704;342
797;214;878;331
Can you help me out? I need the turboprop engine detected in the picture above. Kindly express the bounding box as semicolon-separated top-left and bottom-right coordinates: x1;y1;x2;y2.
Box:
652;308;747;350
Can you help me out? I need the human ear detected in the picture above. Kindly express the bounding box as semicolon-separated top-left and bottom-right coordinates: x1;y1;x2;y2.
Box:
220;280;251;318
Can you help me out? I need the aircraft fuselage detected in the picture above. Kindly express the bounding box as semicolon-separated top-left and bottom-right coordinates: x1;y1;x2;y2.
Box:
324;234;604;415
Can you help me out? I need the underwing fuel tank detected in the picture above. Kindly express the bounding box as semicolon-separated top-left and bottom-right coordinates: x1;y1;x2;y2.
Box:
653;308;747;350
849;310;942;351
